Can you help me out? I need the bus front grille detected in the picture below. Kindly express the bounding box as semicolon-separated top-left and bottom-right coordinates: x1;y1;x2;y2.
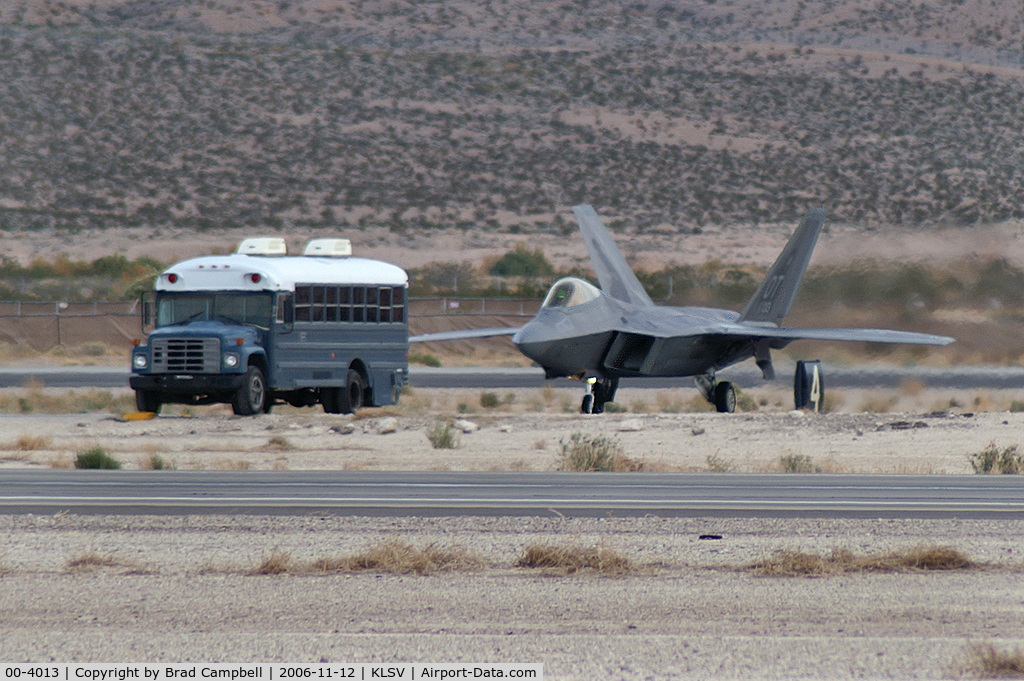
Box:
151;338;220;374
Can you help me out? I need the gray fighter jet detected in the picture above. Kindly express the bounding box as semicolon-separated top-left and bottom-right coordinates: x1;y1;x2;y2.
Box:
411;205;954;413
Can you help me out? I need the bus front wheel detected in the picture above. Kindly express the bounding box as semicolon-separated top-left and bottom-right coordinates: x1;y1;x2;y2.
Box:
135;390;162;414
232;366;267;416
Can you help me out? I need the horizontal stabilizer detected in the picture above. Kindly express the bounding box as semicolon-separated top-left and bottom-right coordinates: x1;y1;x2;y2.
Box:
573;204;654;308
409;327;523;343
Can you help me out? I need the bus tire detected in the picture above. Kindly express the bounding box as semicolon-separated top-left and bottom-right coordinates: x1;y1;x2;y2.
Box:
338;370;364;414
232;366;266;416
135;390;162;414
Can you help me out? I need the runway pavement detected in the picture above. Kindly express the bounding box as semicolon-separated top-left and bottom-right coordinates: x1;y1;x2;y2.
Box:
2;470;1023;518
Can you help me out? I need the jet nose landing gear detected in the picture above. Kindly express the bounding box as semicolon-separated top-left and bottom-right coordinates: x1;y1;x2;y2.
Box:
581;377;619;414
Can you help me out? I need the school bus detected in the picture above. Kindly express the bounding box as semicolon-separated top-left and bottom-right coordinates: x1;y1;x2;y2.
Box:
129;237;409;415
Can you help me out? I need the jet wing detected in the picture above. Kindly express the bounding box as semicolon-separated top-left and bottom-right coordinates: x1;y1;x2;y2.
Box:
714;325;955;347
410;327;523;343
573;204;654;308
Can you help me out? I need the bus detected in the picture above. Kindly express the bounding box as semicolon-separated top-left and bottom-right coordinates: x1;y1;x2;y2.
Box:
129;237;409;415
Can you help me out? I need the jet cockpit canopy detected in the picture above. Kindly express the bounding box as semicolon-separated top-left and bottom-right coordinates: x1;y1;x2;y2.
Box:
542;277;601;309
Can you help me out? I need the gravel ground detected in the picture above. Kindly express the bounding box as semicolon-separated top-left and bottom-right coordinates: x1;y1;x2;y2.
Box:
2;394;1024;677
1;514;1023;678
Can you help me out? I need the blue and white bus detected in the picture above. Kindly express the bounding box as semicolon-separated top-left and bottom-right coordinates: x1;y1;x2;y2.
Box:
130;237;409;415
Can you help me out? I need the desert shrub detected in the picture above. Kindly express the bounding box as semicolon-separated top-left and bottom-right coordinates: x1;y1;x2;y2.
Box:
480;391;500;409
958;643;1024;678
970;442;1023;474
74;446;121;470
559;432;622;472
705;453;736;472
146;454;172;470
780;453;820;473
409;351;441;367
426;420;459;449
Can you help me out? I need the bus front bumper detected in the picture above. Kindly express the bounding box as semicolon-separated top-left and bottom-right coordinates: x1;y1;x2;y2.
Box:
130;373;246;395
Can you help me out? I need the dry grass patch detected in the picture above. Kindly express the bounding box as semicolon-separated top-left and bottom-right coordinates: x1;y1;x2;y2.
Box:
262;435;294;452
251;550;294;575
0;389;136;415
748;544;978;577
248;541;484;576
315;540;484;575
958;642;1024;678
516;543;633;575
1;434;52;451
214;458;252;471
66;551;153;574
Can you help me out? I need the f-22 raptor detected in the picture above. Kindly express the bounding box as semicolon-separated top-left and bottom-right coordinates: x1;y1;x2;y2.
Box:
411;205;954;414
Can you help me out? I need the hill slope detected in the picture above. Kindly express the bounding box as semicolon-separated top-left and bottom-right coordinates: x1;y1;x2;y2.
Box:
1;0;1023;243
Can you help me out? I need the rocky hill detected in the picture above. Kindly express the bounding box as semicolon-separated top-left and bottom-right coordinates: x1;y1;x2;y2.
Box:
1;0;1023;241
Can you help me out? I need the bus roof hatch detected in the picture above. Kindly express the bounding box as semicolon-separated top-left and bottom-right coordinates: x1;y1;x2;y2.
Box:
236;238;288;256
303;239;353;257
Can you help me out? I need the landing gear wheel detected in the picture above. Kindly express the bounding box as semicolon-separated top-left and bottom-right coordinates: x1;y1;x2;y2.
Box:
713;381;736;413
232;366;266;416
581;394;594;414
337;369;364;414
135;390;162;414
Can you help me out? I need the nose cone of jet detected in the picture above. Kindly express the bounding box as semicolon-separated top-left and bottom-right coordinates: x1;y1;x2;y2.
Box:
511;320;546;362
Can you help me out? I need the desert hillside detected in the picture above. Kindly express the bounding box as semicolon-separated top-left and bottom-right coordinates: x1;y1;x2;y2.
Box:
1;0;1023;259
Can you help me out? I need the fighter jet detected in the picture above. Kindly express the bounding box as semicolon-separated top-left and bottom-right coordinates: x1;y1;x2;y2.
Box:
411;205;954;413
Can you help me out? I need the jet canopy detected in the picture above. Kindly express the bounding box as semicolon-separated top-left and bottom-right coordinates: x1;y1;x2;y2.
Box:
542;277;601;309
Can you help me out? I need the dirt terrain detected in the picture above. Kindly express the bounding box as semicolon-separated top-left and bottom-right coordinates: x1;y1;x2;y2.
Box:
1;390;1023;474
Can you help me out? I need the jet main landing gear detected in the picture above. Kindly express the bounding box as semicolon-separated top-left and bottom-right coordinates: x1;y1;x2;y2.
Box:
581;377;619;414
695;372;737;413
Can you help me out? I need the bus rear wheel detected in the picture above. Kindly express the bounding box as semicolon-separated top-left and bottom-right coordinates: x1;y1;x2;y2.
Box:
232;366;267;416
338;370;364;414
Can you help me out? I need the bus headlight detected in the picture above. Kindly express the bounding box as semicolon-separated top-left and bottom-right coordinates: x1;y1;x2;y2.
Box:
133;354;148;369
223;353;240;368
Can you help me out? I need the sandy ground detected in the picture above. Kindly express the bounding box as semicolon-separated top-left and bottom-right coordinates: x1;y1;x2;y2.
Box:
1;386;1022;474
1;388;1024;676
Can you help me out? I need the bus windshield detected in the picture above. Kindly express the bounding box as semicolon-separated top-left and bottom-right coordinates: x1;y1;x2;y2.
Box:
156;292;274;329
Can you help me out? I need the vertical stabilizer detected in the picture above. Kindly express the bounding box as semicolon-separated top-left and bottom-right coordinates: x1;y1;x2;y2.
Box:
573;204;654;307
739;208;827;324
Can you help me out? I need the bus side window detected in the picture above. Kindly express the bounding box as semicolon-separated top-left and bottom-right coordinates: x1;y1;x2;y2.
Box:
393;284;405;321
339;286;351;322
392;286;405;323
294;286;311;322
366;287;379;323
312;285;326;322
352;286;365;323
379;287;392;323
325;286;339;322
